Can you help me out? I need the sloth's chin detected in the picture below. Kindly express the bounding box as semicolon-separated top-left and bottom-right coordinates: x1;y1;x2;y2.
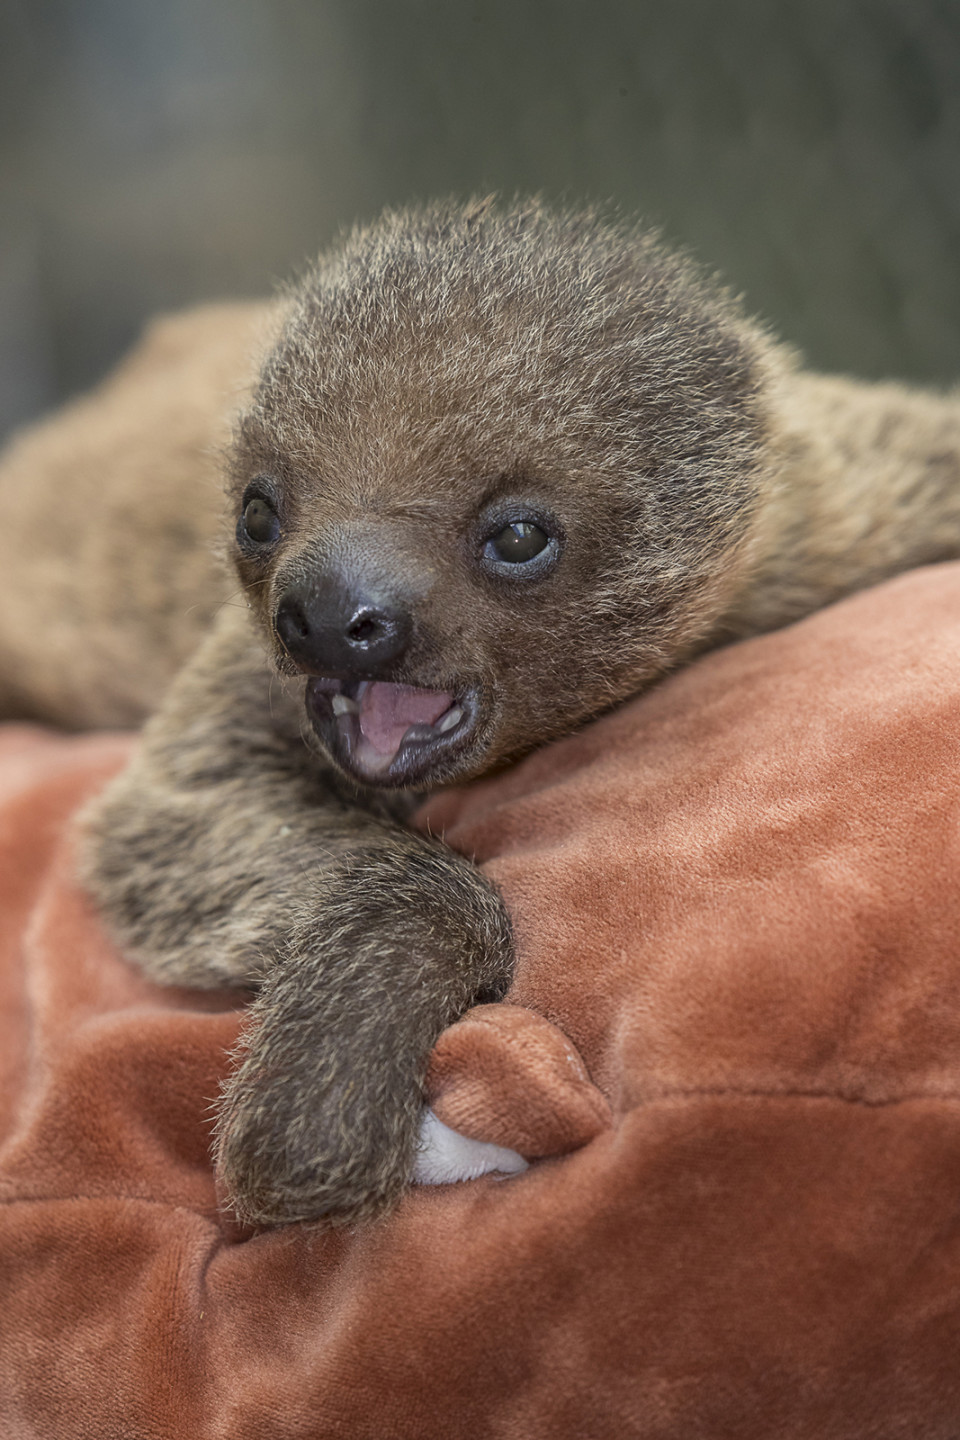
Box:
305;676;478;788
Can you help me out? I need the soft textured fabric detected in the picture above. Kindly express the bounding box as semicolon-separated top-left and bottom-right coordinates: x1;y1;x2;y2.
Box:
4;564;960;1438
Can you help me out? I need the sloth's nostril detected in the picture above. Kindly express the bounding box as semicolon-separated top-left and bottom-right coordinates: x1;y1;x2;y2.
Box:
348;615;381;644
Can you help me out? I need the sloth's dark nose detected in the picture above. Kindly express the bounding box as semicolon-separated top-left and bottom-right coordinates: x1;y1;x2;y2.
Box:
275;579;413;676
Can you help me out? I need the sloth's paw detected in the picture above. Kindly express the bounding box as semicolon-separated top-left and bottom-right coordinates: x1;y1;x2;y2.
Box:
213;1054;420;1228
211;841;515;1228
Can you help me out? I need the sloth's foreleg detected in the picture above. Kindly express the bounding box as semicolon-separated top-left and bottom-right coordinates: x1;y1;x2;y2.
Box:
80;606;514;1224
216;841;512;1225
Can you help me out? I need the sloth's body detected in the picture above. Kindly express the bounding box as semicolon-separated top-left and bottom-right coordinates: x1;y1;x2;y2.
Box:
2;201;960;1225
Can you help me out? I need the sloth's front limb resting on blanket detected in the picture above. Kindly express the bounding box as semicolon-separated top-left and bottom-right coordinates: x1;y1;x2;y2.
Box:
81;606;515;1225
216;842;515;1225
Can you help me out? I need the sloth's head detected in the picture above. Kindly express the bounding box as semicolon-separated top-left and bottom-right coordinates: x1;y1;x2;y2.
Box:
229;199;778;790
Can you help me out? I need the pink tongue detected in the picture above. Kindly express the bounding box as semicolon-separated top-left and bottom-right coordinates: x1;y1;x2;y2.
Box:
358;682;454;756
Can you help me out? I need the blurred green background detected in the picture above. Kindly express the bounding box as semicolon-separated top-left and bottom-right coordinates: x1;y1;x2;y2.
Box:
1;0;958;442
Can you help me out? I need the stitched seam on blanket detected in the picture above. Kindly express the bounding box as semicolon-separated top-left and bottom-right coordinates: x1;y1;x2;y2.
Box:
0;1193;224;1217
624;1086;960;1109
3;1092;960;1209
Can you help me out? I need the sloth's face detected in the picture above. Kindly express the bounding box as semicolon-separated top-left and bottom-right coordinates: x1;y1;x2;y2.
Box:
232;460;610;790
236;477;567;788
228;207;769;789
231;398;760;792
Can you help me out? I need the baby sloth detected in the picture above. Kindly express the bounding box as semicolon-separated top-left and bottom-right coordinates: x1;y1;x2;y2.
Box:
80;200;960;1226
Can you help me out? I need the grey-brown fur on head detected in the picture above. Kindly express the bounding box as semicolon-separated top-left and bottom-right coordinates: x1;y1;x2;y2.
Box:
4;196;960;1229
233;200;778;778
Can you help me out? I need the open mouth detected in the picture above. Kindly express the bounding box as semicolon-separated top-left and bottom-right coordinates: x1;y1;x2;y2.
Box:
305;676;475;786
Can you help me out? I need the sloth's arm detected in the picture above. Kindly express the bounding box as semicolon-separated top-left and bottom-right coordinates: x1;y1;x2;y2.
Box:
81;603;514;1224
216;842;512;1225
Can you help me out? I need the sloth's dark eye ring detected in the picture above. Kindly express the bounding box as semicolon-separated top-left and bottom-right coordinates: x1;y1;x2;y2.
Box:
485;520;549;564
241;496;280;546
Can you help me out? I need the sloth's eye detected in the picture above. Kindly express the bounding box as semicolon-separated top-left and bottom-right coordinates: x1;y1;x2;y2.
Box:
486;521;549;564
241;496;280;546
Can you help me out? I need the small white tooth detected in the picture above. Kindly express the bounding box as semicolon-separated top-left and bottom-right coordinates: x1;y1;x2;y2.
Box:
332;693;359;716
437;707;463;733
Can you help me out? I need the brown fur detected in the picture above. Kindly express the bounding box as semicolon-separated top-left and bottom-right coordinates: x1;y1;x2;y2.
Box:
3;199;959;1226
0;301;278;727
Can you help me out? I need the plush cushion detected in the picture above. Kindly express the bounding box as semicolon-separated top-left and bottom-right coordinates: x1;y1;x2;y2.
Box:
4;563;960;1439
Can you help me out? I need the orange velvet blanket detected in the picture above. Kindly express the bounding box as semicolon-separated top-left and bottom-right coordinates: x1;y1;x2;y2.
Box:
4;564;960;1438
